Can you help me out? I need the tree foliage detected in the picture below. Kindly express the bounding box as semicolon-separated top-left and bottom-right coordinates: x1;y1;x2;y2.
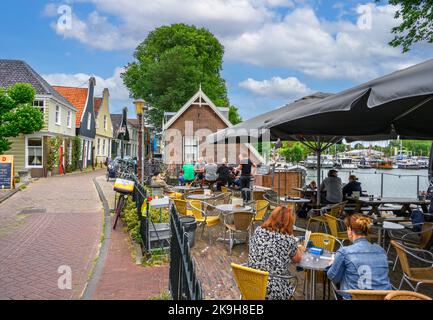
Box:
122;24;230;127
379;0;433;52
0;83;44;154
279;142;309;163
228;105;242;125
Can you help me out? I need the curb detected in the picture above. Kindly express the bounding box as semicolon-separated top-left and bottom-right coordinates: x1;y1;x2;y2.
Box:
0;180;32;204
81;177;112;300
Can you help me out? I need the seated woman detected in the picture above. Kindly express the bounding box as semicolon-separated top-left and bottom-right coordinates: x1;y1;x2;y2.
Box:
327;214;392;295
248;206;302;300
342;175;363;199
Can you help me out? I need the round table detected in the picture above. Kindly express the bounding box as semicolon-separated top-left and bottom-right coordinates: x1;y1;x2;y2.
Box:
216;204;252;213
174;186;201;193
279;197;311;204
187;194;215;200
372;221;405;247
296;250;334;300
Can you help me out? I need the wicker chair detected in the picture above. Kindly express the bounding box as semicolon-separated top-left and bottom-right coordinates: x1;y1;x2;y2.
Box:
341;290;395;300
324;214;350;243
224;211;254;254
173;199;193;216
391;240;433;292
189;200;220;241
384;291;432;300
388;222;433;271
253;200;270;223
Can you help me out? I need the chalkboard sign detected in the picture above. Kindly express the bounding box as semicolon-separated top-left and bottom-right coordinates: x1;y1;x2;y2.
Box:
0;155;14;190
257;165;270;175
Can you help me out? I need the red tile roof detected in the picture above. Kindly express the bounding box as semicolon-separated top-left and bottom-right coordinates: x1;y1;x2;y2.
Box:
94;97;103;116
53;86;88;127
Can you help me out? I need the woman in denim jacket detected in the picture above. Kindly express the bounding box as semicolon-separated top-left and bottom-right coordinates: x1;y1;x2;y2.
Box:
327;214;392;293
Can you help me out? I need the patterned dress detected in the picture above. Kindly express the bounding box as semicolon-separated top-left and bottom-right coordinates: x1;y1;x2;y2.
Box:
248;227;298;300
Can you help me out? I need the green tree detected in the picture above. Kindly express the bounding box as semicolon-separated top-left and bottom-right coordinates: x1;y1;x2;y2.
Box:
122;24;230;127
378;0;433;52
228;105;242;125
279;142;307;163
0;83;44;154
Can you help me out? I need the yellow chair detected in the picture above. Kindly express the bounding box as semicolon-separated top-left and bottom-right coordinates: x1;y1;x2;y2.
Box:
169;192;183;200
344;290;395;300
173;199;193;216
307;202;347;232
221;186;229;193
254;200;270;222
324;214;350;242
231;263;269;300
189;200;220;239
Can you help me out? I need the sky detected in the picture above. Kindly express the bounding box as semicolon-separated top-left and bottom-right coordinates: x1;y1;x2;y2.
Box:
1;0;432;120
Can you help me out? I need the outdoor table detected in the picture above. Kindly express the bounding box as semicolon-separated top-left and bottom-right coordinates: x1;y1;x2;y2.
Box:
280;197;311;204
253;186;272;191
187;194;216;200
347;196;431;216
296;250;334;300
174;186;201;193
371;220;405;247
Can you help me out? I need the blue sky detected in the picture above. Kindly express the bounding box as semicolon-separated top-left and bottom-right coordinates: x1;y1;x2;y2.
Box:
1;0;432;120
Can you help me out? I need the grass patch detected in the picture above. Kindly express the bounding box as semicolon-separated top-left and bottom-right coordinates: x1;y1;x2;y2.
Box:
149;290;171;300
142;248;169;267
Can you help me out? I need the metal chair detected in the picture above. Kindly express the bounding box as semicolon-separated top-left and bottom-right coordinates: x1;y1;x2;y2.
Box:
306;202;347;233
391;240;433;292
324;214;350;243
189;200;220;241
388;222;433;271
173;199;193;216
224;211;254;254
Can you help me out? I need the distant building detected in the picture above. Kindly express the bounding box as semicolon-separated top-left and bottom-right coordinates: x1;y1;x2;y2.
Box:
53;78;97;169
162;88;263;165
0;59;77;177
94;88;113;166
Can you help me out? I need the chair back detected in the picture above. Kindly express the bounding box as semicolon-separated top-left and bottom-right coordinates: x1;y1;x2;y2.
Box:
328;202;347;218
384;291;432;300
345;290;394;300
221;186;229;193
190;189;204;195
231;263;269;300
255;200;270;221
324;214;343;238
253;190;266;201
310;233;337;252
189;200;204;220
419;222;433;249
233;212;254;231
174;199;188;216
222;192;232;204
390;240;412;278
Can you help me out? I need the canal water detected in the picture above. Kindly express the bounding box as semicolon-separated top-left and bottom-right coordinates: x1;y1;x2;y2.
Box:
306;168;430;198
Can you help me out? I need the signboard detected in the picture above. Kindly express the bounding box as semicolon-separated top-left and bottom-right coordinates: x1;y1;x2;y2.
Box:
0;155;14;190
257;165;270;175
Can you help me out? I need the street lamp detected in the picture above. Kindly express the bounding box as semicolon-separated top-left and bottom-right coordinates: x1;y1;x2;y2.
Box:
134;99;145;182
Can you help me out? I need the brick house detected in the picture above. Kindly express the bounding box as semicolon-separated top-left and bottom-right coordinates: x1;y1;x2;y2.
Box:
162;88;263;165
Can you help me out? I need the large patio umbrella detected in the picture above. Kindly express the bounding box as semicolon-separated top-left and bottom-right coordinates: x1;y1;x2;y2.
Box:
209;58;433;205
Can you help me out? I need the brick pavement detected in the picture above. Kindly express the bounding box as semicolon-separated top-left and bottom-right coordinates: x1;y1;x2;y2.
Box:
0;170;104;300
92;176;169;300
192;218;433;300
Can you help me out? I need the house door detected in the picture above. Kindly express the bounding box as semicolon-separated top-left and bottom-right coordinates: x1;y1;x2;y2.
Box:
83;140;88;168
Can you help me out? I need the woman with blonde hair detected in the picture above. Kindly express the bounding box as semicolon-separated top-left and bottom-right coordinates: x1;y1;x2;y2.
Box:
248;206;302;300
327;214;392;292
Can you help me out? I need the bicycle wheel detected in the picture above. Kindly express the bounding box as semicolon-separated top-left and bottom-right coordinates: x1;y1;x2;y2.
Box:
113;194;125;229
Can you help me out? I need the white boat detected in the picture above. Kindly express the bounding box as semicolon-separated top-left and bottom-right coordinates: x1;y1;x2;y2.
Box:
305;156;334;169
335;158;358;170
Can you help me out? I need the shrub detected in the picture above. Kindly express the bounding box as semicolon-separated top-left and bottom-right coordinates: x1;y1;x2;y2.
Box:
122;197;142;244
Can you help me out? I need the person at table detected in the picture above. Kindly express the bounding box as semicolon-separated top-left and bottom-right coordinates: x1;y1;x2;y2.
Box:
194;157;206;186
297;180;317;218
204;159;218;187
248;206;302;300
216;158;232;191
236;153;257;202
326;214;392;296
343;175;363;199
178;161;195;185
320;169;343;204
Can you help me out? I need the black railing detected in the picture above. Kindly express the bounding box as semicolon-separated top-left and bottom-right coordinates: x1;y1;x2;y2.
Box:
133;181;151;252
169;204;203;300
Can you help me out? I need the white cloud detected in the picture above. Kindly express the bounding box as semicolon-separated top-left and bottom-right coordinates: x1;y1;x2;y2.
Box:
43;67;131;113
239;76;313;99
46;1;427;81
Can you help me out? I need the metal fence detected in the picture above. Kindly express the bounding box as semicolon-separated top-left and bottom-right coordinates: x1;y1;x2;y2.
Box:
169;204;203;300
132;182;151;252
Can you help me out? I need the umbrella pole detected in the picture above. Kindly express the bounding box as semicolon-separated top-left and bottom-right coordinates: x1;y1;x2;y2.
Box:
317;148;321;207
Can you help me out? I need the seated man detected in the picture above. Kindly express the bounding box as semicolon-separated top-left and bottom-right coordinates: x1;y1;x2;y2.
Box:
216;158;232;191
320;169;343;204
179;162;195;186
204;159;218;188
194;157;206;186
343;175;363;199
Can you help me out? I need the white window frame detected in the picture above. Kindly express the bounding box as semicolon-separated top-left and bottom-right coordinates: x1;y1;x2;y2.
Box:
67;110;72;128
183;136;199;163
33;99;45;114
55;105;61;125
104;115;107;131
102;139;106;156
87;112;92;131
97;138;101;156
25;136;44;169
88;141;92;160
